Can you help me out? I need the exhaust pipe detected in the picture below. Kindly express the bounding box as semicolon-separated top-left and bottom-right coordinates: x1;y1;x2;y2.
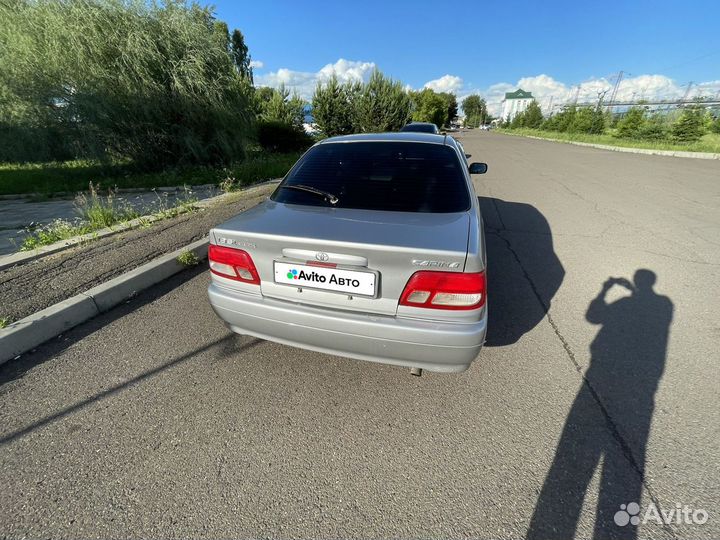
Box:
410;367;423;377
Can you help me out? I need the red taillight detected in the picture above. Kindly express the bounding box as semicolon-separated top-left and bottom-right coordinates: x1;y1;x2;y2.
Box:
208;245;260;285
399;271;486;310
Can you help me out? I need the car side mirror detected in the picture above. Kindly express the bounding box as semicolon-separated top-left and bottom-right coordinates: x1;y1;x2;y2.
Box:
465;153;472;159
469;162;488;174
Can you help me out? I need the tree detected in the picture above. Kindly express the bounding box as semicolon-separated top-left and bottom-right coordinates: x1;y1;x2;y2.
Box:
230;29;253;83
542;106;576;132
438;92;458;126
411;88;447;127
616;107;645;138
637;114;667;140
568;107;591;133
353;70;412;132
672;106;706;142
509;110;526;129
0;0;255;166
522;101;543;128
256;85;305;131
711;115;720;134
462;95;487;127
542;104;602;134
312;75;354;136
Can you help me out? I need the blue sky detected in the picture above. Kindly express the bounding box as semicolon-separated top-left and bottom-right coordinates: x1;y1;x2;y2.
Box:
211;0;720;114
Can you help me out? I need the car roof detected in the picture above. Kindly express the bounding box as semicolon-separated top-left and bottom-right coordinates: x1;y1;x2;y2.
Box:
318;132;454;146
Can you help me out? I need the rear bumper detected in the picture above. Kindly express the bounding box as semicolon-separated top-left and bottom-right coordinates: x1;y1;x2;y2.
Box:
208;283;486;373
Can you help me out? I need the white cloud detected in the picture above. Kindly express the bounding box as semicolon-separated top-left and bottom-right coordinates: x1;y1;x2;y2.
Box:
424;74;464;94
317;59;375;84
249;60;264;69
255;58;375;99
461;74;720;116
256;61;720;115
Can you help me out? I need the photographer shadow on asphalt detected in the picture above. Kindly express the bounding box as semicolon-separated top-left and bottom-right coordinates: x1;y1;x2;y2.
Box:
478;197;674;537
527;270;673;539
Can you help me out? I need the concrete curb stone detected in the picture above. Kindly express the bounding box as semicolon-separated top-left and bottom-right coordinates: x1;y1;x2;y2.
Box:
0;238;209;365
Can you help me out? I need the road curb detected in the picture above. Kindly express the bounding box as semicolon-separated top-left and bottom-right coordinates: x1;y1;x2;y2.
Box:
504;133;720;160
0;238;209;366
0;179;279;271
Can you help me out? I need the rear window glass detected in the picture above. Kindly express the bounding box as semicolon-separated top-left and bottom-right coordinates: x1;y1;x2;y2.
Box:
401;124;437;133
272;142;470;213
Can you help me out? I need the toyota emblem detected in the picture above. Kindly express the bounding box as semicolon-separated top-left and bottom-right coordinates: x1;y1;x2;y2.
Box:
315;252;329;262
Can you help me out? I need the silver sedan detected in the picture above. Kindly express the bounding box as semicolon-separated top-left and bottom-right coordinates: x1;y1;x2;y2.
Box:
208;132;489;374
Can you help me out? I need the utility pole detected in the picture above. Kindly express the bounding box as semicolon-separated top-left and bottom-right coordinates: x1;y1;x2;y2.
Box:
607;70;624;113
573;85;581;105
667;81;693;113
596;89;609;107
680;81;694;104
592;89;609;133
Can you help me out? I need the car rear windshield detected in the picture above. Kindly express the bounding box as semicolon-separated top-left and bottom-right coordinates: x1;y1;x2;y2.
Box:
401;124;436;133
272;141;470;213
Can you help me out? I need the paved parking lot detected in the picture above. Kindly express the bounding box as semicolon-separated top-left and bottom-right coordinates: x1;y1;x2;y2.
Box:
1;131;718;539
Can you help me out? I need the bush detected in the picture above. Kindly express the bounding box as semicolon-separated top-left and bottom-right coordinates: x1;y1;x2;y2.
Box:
569;107;604;134
616;108;646;138
672;106;706;143
637;116;667;141
712;115;720;134
509;110;526;129
542;106;576;132
257;121;313;153
256;85;306;131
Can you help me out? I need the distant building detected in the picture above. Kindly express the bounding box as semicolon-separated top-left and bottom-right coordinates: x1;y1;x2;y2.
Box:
501;88;534;121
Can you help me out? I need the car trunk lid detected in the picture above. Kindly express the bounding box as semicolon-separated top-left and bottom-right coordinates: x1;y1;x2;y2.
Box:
211;201;470;316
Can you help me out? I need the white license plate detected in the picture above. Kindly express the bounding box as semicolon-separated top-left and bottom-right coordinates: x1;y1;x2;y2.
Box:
274;261;377;297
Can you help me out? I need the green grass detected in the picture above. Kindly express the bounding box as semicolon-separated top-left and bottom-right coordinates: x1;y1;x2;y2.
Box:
12;150;300;251
498;128;720;154
19;218;93;251
19;183;197;251
0;317;11;329
176;250;200;266
0;152;302;196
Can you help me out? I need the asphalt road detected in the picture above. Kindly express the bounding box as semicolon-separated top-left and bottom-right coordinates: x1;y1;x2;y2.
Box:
1;132;718;539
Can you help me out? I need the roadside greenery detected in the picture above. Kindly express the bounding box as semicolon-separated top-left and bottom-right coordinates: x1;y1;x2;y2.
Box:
462;95;490;128
312;70;412;135
500;128;720;154
0;1;306;197
409;89;458;127
0;152;301;195
312;75;357;137
502;98;719;152
19;183;198;251
312;71;463;137
354;70;413;132
1;0;255;167
410;89;448;127
177;250;200;267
